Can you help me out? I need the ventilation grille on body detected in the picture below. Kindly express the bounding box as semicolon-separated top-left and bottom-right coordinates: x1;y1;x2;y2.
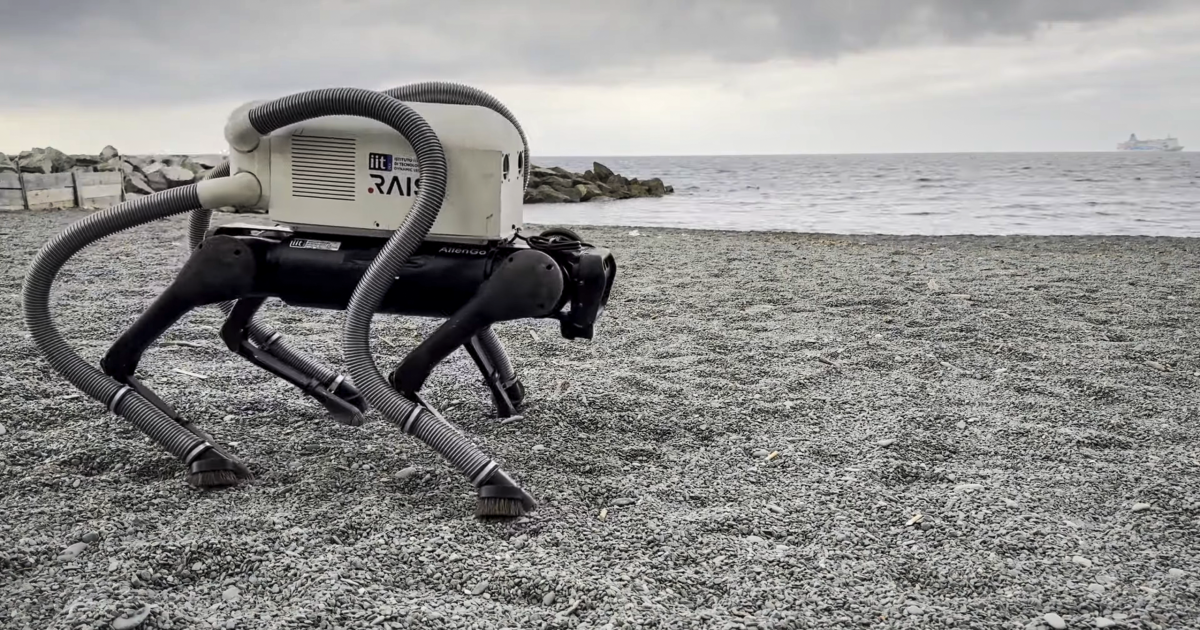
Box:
289;135;357;202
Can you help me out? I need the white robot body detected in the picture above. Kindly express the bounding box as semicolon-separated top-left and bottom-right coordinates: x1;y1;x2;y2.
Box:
228;101;526;244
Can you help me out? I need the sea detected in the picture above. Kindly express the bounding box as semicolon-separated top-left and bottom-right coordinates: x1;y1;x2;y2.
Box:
523;152;1200;237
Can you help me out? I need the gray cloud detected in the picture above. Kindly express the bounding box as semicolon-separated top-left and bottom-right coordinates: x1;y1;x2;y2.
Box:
0;0;1187;107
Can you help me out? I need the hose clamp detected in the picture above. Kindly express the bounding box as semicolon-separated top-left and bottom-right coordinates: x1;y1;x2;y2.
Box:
261;331;282;351
471;461;499;487
107;386;133;414
326;374;345;393
184;441;213;465
401;406;422;434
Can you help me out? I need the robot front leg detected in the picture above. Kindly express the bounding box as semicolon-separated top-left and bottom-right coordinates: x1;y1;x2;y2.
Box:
387;249;564;415
101;235;260;487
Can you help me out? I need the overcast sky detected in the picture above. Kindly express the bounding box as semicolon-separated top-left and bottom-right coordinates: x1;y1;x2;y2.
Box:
2;0;1197;156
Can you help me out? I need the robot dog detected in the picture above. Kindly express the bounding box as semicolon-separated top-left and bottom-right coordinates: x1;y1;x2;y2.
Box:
21;82;616;518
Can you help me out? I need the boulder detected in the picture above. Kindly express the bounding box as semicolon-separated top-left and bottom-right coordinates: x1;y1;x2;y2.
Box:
124;172;154;195
550;166;573;178
177;157;207;175
44;147;75;173
71;155;103;167
542;175;574;191
100;145;119;160
530;166;559;180
145;169;169;191
191;155;224;169
524;185;573;204
604;173;628;190
121;155;148;174
142;161;164;175
95;158;121;172
162;165;195;187
17;149;54;174
592;162;615;181
0;153;15;173
628;184;651;198
642;177;667;196
575;183;603;201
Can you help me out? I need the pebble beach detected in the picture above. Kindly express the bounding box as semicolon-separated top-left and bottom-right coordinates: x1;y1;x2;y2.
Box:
2;209;1199;629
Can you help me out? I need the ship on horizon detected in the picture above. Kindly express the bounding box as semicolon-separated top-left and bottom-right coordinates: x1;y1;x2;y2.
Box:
1117;133;1183;151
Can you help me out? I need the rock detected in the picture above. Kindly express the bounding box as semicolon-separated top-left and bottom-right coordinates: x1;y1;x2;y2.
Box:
628;183;651;198
122;156;148;174
0;152;15;173
1087;584;1105;593
95;158;121;172
575;183;603;201
40;147;75;172
397;466;418;480
191;155;223;169
525;185;573;204
146;170;170;191
1072;556;1093;568
222;586;240;602
905;606;923;616
1002;498;1019;508
1094;618;1115;628
642;177;667;196
470;580;489;595
17;148;55;174
532;445;547;453
767;503;786;514
125;172;155;195
543;592;556;606
593;162;615;181
177;157;210;175
876;438;897;447
72;155;103;167
956;420;967;429
81;531;99;543
954;483;984;492
100;145;119;160
111;606;151;630
1168;568;1188;578
612;497;636;506
161;165;196;187
752;449;770;458
0;423;6;436
1132;502;1152;512
57;542;88;562
1044;612;1066;629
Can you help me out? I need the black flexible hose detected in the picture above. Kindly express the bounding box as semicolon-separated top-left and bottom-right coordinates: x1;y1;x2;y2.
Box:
382;82;531;192
22;188;212;459
382;82;525;388
244;87;496;484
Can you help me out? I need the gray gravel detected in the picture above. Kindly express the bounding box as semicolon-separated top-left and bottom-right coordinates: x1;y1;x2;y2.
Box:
2;209;1200;629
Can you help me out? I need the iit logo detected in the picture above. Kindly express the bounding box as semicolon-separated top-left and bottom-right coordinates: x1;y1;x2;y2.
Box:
368;152;393;171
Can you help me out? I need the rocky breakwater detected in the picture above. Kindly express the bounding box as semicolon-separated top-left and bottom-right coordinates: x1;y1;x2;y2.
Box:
0;145;222;197
524;161;673;203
